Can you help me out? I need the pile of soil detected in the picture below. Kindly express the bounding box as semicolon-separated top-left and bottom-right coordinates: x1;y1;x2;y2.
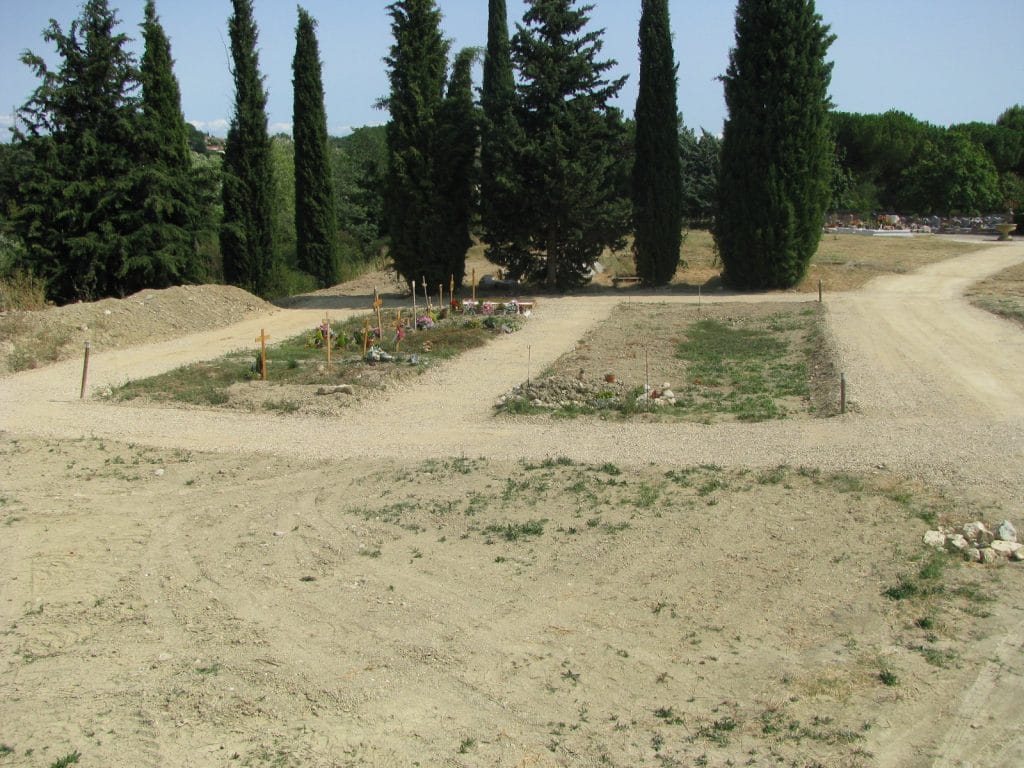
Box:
0;284;273;376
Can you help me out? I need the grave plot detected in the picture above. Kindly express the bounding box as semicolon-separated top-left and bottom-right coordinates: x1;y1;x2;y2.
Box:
105;289;531;416
497;301;839;422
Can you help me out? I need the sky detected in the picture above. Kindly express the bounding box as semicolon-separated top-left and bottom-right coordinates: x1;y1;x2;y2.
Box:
1;0;1022;140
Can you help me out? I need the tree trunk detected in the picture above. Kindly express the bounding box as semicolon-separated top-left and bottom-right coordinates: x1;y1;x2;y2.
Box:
545;227;558;291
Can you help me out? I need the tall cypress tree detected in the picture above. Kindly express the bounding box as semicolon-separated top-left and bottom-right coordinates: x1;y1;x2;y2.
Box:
715;0;835;289
504;0;631;291
479;0;522;267
221;0;276;295
11;0;139;302
293;6;338;287
434;48;478;289
384;0;450;288
124;0;205;292
632;0;683;286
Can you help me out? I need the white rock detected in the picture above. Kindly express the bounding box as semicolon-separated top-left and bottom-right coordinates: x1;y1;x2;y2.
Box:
923;531;947;548
980;548;998;564
963;522;994;546
965;548;982;563
153;468;165;477
948;534;970;551
991;540;1022;557
996;520;1018;543
1012;549;1024;562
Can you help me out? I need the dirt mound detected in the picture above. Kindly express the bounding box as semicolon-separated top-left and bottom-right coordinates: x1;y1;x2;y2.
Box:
0;284;273;376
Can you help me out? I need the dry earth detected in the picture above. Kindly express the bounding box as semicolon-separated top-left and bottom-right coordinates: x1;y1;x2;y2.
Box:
1;237;1023;768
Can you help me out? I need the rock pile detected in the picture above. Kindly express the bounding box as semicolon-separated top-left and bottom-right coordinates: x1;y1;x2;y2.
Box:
924;520;1022;564
496;376;680;411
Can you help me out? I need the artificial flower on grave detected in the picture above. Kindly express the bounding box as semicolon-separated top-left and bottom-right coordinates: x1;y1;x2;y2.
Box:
482;302;496;315
462;299;479;315
416;315;435;330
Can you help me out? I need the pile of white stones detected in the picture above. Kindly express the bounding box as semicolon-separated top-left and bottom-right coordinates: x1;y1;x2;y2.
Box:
924;520;1022;564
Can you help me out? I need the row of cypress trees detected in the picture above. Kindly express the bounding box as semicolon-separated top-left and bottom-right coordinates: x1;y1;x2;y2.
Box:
388;0;835;291
9;0;836;302
219;0;339;296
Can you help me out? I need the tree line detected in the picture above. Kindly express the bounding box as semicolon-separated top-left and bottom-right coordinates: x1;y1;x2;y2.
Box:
1;0;1021;304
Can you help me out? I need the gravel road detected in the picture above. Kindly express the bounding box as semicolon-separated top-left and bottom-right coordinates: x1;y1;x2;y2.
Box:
1;242;1021;501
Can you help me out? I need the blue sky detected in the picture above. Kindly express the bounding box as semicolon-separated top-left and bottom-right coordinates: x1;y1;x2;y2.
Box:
1;0;1022;139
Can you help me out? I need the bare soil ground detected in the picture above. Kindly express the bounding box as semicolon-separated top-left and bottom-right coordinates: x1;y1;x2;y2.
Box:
1;237;1023;768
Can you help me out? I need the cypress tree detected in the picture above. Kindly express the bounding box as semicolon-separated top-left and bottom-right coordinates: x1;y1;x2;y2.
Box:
505;0;631;291
632;0;683;286
11;0;139;302
383;0;450;288
221;0;276;295
715;0;835;289
434;48;478;290
124;0;205;292
479;0;522;267
293;6;338;287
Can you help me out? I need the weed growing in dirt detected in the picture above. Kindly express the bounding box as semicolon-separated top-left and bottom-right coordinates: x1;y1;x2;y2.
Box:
49;751;81;767
484;519;547;541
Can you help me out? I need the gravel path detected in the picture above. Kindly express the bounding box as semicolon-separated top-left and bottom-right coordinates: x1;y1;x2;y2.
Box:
1;242;1022;499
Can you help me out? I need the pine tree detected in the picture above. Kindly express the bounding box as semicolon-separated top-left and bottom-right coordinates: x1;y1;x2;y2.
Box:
632;0;683;286
293;6;338;288
504;0;631;291
124;0;205;292
383;0;451;288
715;0;835;289
434;48;478;290
479;0;523;267
11;0;140;302
221;0;276;295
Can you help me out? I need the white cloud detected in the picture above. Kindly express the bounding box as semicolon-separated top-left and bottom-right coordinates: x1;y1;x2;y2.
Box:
188;118;230;135
269;122;293;136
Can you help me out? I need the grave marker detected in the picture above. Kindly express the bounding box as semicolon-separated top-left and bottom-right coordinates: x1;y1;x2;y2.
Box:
255;329;270;380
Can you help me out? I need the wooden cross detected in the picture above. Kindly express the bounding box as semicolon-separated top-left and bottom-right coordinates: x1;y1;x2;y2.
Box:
254;328;270;381
438;284;443;311
421;277;429;310
450;274;456;304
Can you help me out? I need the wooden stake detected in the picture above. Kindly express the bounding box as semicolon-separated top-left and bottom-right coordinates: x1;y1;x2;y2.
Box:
438;284;443;310
645;347;650;394
394;309;404;353
411;281;417;321
373;287;384;342
422;277;429;310
324;314;331;367
472;268;476;302
255;329;270;381
528;345;532;385
450;274;455;303
818;279;823;303
362;318;371;355
79;341;91;399
840;372;847;414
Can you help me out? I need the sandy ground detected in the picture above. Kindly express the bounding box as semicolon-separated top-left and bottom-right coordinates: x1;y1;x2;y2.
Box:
1;240;1023;767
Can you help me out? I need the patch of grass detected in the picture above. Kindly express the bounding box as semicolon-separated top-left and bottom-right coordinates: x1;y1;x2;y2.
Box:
0;270;48;311
697;717;738;746
263;399;300;414
0;743;14;756
49;753;81;768
457;737;476;754
654;707;684;725
484;519;547;541
757;465;790;485
878;668;899;687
